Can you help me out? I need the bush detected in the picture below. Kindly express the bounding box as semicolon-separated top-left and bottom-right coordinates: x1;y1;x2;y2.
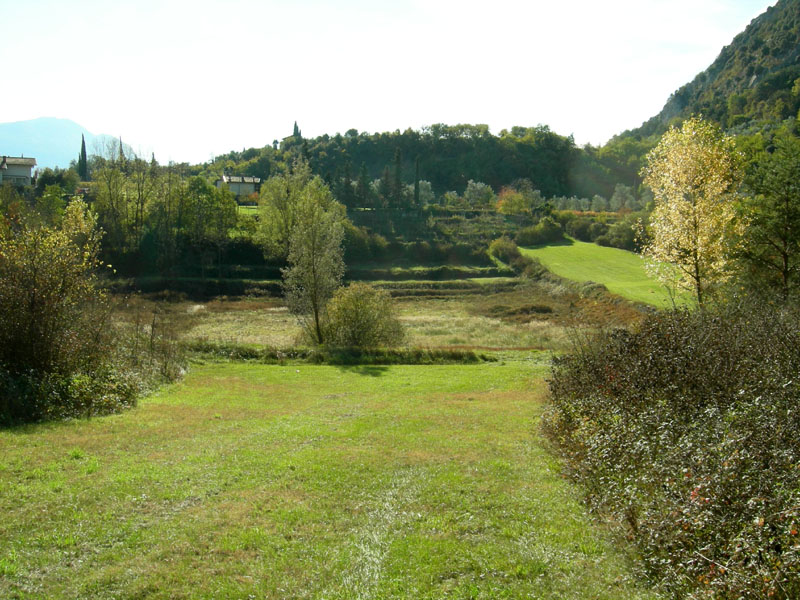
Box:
0;200;108;377
515;216;565;246
545;301;800;598
0;201;184;424
488;236;521;263
488;236;547;279
323;283;405;348
565;217;593;241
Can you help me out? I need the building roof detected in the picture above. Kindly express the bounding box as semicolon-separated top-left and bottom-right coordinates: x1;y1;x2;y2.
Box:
1;156;37;169
219;174;261;184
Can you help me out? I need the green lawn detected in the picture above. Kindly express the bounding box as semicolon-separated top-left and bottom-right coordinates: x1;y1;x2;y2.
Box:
237;204;259;216
521;239;691;308
0;361;657;599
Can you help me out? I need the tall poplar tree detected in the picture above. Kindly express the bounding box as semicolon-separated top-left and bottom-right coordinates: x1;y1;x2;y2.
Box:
641;117;742;304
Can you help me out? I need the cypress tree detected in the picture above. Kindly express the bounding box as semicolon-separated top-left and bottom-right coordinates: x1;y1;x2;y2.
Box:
77;134;88;180
356;162;370;207
392;148;403;208
414;155;420;208
342;159;353;207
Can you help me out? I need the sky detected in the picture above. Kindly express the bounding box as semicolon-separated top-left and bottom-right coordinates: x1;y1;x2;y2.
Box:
2;0;776;164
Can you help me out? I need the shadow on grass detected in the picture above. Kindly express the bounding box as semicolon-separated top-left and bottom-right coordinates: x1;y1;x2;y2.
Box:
335;365;390;377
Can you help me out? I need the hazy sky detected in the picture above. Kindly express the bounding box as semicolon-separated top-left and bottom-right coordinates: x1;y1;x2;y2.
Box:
3;0;775;164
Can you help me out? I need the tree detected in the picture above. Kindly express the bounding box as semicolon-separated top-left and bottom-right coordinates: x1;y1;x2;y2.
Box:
183;177;237;278
78;134;88;180
0;200;107;377
391;148;405;208
282;177;345;344
324;283;404;348
355;162;371;207
35;185;67;225
258;159;313;259
641;117;742;304
739;131;800;300
463;180;495;208
609;183;634;212
413;155;421;208
591;194;608;212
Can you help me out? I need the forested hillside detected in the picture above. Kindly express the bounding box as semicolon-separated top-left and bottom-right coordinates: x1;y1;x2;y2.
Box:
206;1;800;206
205;123;631;202
621;0;800;139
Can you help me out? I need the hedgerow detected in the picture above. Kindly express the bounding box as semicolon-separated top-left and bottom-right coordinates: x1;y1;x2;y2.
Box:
545;301;800;598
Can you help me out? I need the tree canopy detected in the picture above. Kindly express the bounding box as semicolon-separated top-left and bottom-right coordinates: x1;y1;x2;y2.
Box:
641;117;743;304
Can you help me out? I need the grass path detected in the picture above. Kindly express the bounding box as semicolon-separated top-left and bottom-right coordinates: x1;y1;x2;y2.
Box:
521;239;691;308
0;361;658;599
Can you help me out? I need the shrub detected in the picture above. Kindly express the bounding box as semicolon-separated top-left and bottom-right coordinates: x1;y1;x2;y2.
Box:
0;200;108;377
565;217;593;241
323;282;405;348
0;201;184;424
488;236;547;279
488;236;521;264
515;216;565;246
545;301;800;598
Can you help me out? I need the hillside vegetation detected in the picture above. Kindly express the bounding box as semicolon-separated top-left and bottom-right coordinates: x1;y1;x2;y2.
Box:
619;0;800;142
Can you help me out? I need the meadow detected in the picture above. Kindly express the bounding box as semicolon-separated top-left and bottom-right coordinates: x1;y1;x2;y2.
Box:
0;361;658;599
521;239;692;308
1;257;662;598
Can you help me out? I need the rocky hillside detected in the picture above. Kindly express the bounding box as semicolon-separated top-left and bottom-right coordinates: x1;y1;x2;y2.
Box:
626;0;800;139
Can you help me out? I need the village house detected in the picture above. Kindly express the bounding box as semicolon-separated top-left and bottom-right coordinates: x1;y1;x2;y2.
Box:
0;156;37;186
215;173;261;198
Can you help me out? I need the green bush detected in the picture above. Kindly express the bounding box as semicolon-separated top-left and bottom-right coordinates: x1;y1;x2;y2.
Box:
545;301;800;598
515;216;565;246
323;283;404;348
0;202;184;425
565;217;593;241
488;236;521;264
488;236;547;279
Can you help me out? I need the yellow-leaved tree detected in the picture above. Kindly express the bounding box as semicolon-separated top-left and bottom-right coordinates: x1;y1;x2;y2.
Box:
641;117;743;305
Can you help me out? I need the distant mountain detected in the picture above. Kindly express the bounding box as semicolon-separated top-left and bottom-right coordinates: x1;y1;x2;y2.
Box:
622;0;800;140
0;117;104;170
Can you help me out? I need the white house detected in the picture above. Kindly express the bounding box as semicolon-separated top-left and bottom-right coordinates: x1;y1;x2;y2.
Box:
0;156;37;186
215;174;261;198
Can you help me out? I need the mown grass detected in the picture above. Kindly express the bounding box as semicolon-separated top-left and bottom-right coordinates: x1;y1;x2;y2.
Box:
520;239;692;308
0;362;658;599
237;205;259;216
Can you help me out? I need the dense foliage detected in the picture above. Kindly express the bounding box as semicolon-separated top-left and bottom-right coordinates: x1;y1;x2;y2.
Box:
545;301;800;598
323;283;404;348
0;200;183;424
739;129;800;300
626;0;800;140
641;117;743;304
282;175;346;344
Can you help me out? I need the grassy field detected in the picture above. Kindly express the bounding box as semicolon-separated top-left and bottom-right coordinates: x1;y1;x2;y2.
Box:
0;361;658;599
119;277;642;353
237;205;259;216
520;239;691;308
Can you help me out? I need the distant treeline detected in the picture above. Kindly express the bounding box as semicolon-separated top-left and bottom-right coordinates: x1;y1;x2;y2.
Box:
204;124;647;202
